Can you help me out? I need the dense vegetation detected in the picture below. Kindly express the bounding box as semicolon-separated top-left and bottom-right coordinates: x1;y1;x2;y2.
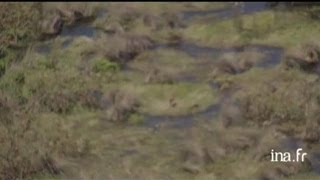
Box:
0;2;320;180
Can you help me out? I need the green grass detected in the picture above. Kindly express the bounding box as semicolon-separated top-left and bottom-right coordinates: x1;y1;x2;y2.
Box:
183;10;320;48
129;49;197;80
35;110;192;179
92;58;120;73
105;82;218;116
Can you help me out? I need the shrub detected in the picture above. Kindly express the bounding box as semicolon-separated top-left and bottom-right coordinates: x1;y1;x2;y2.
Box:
0;3;42;49
0;59;6;77
0;94;58;179
77;88;109;110
230;69;320;138
0;2;43;77
96;34;155;64
92;58;120;74
39;91;76;114
105;89;140;123
0;90;94;179
282;42;320;72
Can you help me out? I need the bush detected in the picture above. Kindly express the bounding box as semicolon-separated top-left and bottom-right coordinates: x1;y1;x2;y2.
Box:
0;60;6;77
0;3;42;49
77;88;109;110
39;91;76;114
229;69;320;141
0;2;43;77
105;89;140;123
0;94;58;179
282;42;320;72
237;82;308;126
0;90;94;179
92;58;120;74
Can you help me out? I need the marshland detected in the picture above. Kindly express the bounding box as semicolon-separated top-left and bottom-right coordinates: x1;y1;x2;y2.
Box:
0;2;320;180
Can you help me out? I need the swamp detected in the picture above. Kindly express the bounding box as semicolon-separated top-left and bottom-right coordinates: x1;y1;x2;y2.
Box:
1;2;320;180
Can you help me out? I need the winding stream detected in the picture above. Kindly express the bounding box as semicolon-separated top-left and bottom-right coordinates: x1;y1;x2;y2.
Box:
35;2;285;129
31;3;320;176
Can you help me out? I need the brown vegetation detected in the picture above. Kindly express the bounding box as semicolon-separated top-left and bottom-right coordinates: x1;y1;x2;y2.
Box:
104;89;140;123
283;43;320;72
97;34;155;64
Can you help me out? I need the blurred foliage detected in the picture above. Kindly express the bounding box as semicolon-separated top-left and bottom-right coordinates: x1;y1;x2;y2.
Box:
0;2;43;76
271;2;320;18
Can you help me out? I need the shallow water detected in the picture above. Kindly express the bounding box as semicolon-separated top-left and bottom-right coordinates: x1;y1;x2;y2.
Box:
38;2;272;50
141;43;283;128
280;137;305;152
183;2;269;21
35;44;51;54
158;42;284;69
310;152;320;174
144;103;220;128
157;43;233;57
60;23;96;37
62;38;74;48
244;45;284;68
55;3;270;40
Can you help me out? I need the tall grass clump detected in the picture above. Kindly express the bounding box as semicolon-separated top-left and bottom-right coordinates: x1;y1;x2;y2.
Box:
0;2;43;76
